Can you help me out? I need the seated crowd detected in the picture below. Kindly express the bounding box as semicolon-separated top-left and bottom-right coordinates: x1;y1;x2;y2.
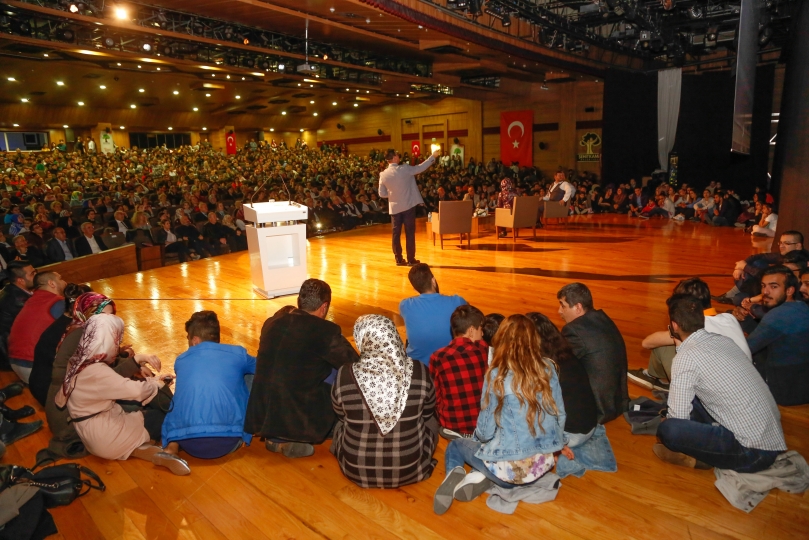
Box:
2;233;805;514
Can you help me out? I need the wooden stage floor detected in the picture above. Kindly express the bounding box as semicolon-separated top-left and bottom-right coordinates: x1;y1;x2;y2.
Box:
2;215;807;540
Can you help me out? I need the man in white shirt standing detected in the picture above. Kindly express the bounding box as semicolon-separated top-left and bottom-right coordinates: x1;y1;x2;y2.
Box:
629;278;751;391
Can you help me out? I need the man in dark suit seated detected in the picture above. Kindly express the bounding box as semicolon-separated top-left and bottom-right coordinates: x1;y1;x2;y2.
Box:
202;212;232;256
244;279;359;458
10;235;47;268
175;215;212;258
75;222;108;257
153;219;194;262
557;282;629;424
44;227;77;263
107;210;132;234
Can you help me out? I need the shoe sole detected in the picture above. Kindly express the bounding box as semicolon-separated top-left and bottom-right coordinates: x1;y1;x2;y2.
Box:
454;477;494;502
265;440;315;458
627;371;654;390
434;468;466;515
152;452;191;475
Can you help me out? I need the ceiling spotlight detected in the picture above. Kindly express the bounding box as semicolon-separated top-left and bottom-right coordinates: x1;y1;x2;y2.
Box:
202;127;207;130
77;101;84;106
120;126;125;129
193;107;199;111
173;90;179;95
103;36;115;48
310;100;315;104
55;28;75;42
300;129;304;132
235;95;241;99
282;111;287;115
270;128;275;132
12;123;19;127
330;7;335;12
168;127;173;130
278;63;285;70
138;88;144;93
205;93;211;97
63;124;69;128
56;81;64;86
99;85;106;89
242;37;250;45
141;41;153;53
69;4;80;13
114;6;128;19
313;112;318;116
688;5;703;19
332;101;337;105
501;15;511;27
130;104;136;108
43;53;48;57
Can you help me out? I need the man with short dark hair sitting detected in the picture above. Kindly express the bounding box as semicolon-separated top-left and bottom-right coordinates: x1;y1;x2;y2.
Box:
746;266;809;406
161;311;256;459
0;262;35;372
557;282;629;424
400;263;467;366
429;304;488;440
654;295;786;472
244;279;359;458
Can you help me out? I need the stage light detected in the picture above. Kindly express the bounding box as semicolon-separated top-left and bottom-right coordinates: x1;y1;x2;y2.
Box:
501;15;511;27
332;101;337;105
193;107;199;111
282;111;287;115
63;124;69;128
55;28;75;42
69;4;80;13
99;85;106;89
353;103;358;107
12;123;19;127
205;93;211;97
300;129;304;132
269;128;274;132
235;95;241;99
202;127;207;130
226;56;238;66
688;5;703;19
114;6;128;19
173;90;179;95
7;77;16;82
168;127;173;130
103;36;115;48
119;126;125;129
130;104;136;108
77;101;84;105
313;112;318;116
139;88;145;93
278;63;285;70
141;41;153;53
56;81;64;86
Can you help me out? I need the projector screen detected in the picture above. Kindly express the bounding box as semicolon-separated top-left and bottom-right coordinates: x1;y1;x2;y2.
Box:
731;0;761;155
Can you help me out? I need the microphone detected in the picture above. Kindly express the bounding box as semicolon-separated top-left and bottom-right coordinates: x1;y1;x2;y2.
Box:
280;174;293;206
250;175;268;207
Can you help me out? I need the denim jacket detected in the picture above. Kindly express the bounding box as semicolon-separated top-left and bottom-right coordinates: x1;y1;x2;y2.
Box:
474;365;567;462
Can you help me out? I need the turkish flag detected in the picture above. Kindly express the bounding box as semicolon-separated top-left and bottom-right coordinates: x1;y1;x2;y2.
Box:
500;110;533;166
225;131;237;155
411;139;421;157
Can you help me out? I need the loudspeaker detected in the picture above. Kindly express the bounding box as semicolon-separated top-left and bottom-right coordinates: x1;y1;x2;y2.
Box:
405;119;412;125
453;137;460;144
64;128;75;143
538;142;547;150
337;123;344;130
584;106;595;113
377;129;383;135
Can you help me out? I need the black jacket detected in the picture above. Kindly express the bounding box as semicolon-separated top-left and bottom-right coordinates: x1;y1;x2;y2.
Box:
107;218;133;231
75;234;109;257
244;308;359;443
0;283;31;368
45;238;78;263
562;310;629;424
11;247;48;268
556;352;599;435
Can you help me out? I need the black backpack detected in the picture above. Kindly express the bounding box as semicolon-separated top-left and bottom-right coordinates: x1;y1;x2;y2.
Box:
0;460;105;508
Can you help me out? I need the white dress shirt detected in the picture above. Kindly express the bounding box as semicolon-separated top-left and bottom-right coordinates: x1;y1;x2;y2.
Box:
543;180;575;203
85;235;101;254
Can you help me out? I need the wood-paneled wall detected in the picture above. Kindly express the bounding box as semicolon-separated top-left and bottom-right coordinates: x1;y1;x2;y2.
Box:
317;81;603;179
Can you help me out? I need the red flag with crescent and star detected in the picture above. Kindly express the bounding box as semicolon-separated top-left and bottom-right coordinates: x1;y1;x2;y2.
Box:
411;139;421;158
225;131;237;155
500;110;533;166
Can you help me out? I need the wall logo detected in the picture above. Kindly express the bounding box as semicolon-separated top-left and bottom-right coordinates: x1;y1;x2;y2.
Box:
577;132;601;162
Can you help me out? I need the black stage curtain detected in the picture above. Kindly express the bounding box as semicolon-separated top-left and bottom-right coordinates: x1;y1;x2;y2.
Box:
673;65;775;197
601;69;658;186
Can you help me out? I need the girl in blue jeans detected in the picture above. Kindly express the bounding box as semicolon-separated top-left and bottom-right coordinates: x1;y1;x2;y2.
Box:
433;314;571;515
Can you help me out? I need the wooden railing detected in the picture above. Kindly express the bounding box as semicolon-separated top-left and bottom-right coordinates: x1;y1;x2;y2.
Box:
37;244;138;284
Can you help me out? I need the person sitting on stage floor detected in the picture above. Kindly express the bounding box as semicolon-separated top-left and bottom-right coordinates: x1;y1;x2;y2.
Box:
528;312;598;449
8;271;66;383
714;230;804;304
627;186;648;217
801;267;809;302
55;313;189;474
745;266;809;406
162;311;256;460
430;305;488;440
691;189;715;222
244;279;359;458
0;262;35;371
433;315;569;516
704;191;741;227
399;263;467;366
628;277;752;392
654;295;786;472
331;314;438;489
640;194;675;219
557;282;629;424
750;203;778;237
482;312;505;364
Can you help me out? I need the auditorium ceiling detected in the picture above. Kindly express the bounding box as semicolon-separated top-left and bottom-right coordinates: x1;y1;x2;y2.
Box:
0;0;800;131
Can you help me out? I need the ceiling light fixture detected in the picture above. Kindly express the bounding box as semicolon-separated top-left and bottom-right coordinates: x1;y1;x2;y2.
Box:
193;107;199;111
270;128;275;132
205;93;211;97
119;126;125;129
332;101;337;105
202;127;207;130
7;77;16;82
99;85;106;89
63;124;69;128
114;6;128;19
310;100;315;104
77;101;84;106
313;112;318;116
173;90;179;95
12;123;19;127
235;95;241;99
130;104;136;108
282;111;287;115
56;81;64;86
353;103;358;107
168;127;173;130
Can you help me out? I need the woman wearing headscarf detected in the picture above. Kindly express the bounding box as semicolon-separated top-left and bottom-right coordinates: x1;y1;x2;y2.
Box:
330;314;438;488
54;313;189;474
496;177;517;237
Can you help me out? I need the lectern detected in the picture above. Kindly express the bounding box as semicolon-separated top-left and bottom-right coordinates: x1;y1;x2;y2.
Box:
243;201;308;298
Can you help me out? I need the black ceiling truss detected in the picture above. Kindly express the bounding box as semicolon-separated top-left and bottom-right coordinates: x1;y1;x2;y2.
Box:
1;0;432;79
440;0;798;66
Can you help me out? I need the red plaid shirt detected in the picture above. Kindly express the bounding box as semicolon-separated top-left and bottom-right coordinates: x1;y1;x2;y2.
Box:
429;337;488;435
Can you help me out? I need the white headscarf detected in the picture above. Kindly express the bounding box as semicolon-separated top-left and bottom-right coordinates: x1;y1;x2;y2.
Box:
351;315;413;436
56;313;124;407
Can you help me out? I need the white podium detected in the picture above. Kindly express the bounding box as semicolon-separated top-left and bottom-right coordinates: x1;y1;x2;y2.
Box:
243;201;308;299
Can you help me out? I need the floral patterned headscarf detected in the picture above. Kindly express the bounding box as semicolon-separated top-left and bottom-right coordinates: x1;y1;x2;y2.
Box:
498;178;516;210
351;315;413;436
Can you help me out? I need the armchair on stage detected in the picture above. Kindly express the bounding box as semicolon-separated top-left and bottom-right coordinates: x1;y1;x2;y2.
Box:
496;196;541;242
243;201;308;298
432;201;473;249
541;199;571;221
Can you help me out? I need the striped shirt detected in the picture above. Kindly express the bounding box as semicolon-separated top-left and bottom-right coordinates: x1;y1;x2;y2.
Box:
668;329;786;452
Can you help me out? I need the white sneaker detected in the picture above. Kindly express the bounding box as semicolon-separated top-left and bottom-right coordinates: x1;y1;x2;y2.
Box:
454;471;493;502
673;214;685;221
